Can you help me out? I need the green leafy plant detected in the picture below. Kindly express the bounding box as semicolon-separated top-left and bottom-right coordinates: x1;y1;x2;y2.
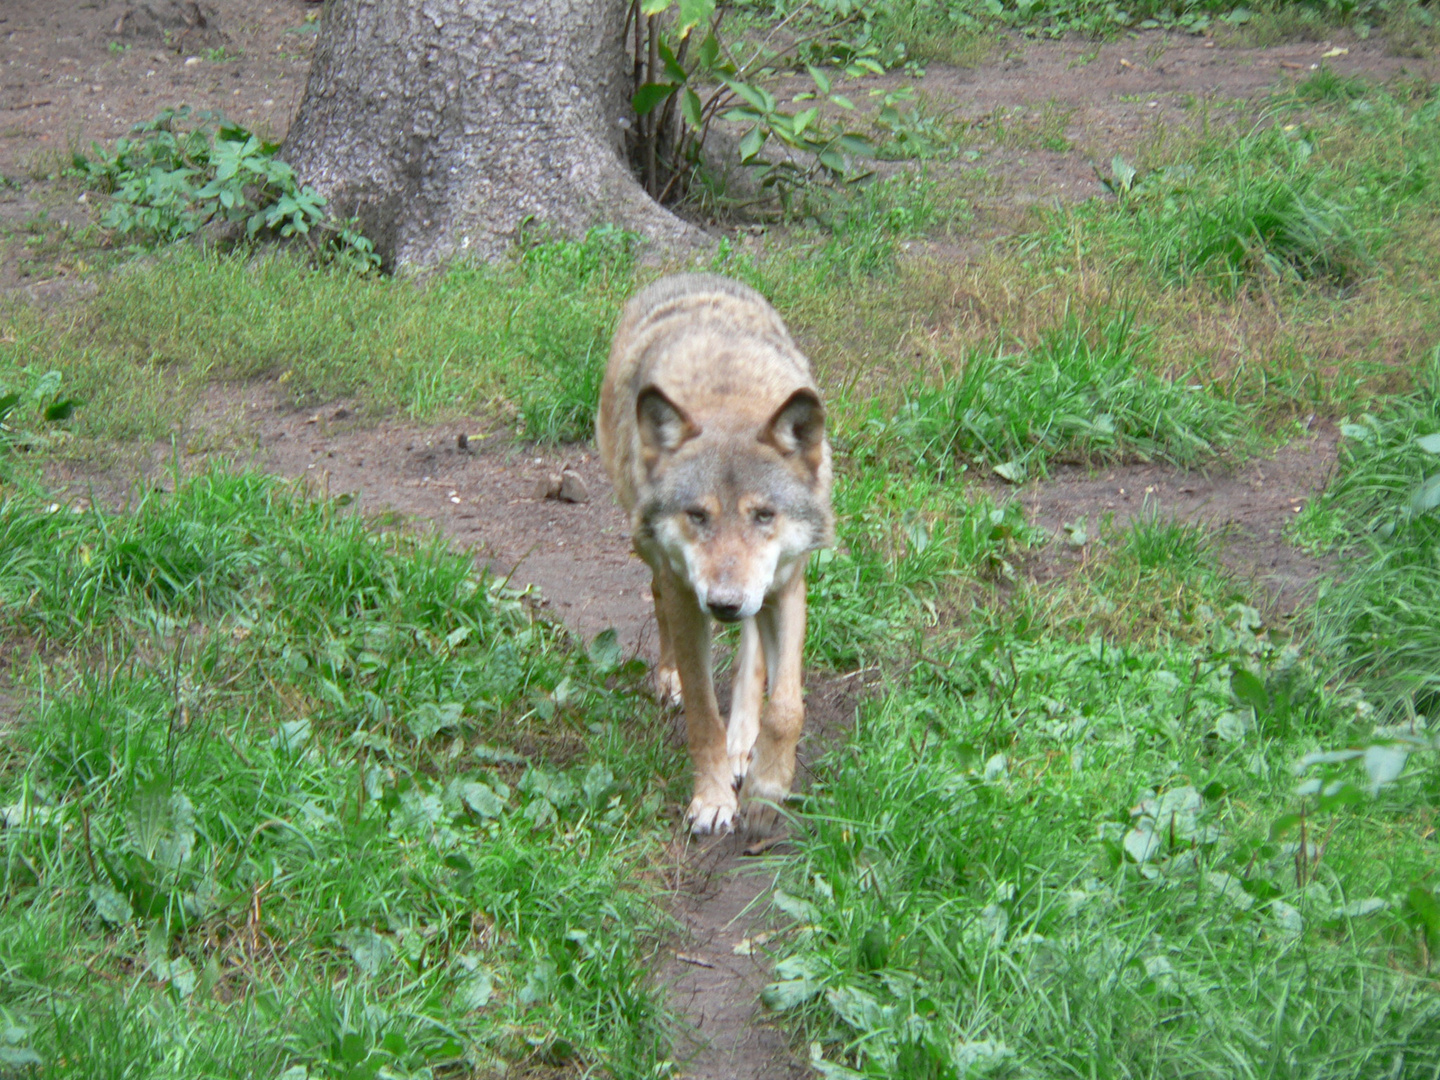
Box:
624;0;919;209
0;369;80;463
0;469;677;1077
73;107;378;270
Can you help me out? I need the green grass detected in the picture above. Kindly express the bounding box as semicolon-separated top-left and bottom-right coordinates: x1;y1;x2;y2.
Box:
871;309;1244;480
1298;347;1440;718
0;226;641;444
766;609;1440;1079
0;470;680;1078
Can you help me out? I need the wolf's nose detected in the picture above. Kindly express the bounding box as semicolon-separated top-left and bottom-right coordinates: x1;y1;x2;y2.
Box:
707;599;744;623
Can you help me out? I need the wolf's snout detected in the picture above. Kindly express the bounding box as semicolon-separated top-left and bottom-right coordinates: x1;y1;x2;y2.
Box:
706;590;746;623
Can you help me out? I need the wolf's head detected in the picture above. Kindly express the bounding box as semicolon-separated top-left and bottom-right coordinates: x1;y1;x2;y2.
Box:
634;386;834;622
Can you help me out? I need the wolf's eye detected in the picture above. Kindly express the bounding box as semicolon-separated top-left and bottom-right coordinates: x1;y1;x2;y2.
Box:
686;508;709;527
752;508;775;526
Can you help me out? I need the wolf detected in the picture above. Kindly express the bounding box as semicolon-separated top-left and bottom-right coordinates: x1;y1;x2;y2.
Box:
598;273;834;836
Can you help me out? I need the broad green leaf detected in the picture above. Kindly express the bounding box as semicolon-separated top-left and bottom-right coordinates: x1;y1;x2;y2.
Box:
696;32;720;71
677;0;716;37
838;133;876;157
681;87;704;130
773;889;821;923
90;883;133;925
806;65;832;95
272;717;312;753
1409;474;1440;517
992;461;1026;483
641;0;672;14
1230;669;1268;713
792;107;818;136
632;82;676;117
726;79;772;112
829;94;856;110
1362;741;1410;793
408;701;463;741
1123;821;1161;863
343;928;393;977
583;763;616;804
657;38;687;83
588;627;623;671
44;398;80;422
458;969;494;1009
459;780;505;818
762;976;821;1010
1406;885;1440;950
339;1031;367;1065
519;960;556;1005
738;126;766;162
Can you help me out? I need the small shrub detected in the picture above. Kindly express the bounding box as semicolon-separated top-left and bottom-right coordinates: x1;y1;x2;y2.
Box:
73;107;378;270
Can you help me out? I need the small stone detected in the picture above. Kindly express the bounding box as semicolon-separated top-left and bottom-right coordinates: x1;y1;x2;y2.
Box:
557;471;590;503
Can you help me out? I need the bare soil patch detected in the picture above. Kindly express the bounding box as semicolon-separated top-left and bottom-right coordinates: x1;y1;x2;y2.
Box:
1016;425;1338;614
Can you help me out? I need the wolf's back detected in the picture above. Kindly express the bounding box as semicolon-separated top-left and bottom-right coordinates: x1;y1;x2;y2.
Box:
599;274;820;512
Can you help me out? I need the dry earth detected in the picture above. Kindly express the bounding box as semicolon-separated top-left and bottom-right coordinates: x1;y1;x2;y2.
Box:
4;2;1431;1077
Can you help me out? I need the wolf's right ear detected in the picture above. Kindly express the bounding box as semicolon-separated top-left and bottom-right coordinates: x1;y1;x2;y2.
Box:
761;388;826;477
637;386;698;473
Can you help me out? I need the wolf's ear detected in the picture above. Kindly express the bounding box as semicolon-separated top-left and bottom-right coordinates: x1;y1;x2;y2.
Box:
761;389;826;476
637;386;699;472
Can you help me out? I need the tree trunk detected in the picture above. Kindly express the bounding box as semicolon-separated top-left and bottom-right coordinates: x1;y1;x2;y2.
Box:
281;0;704;270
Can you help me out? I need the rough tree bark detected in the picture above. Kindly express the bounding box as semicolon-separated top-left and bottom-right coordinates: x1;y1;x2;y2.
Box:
282;0;705;269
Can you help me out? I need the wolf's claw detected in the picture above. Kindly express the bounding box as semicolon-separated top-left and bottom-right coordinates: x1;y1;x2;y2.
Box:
687;790;738;835
728;747;752;787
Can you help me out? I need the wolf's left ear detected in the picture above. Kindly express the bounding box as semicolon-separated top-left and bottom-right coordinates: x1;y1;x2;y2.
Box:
637;385;699;475
761;389;826;476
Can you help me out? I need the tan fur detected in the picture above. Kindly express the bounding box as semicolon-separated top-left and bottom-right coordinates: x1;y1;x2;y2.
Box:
598;274;833;836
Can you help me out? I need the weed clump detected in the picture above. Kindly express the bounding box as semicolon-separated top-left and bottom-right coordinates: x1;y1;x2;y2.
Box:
876;309;1242;479
1303;347;1440;716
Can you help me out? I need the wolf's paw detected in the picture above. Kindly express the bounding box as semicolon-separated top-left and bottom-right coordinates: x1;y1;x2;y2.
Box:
738;776;789;838
654;666;683;708
686;788;738;836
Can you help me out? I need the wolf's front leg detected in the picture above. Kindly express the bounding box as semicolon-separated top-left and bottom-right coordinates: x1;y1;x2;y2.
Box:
740;560;808;836
659;566;737;834
726;617;765;785
650;574;683;707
